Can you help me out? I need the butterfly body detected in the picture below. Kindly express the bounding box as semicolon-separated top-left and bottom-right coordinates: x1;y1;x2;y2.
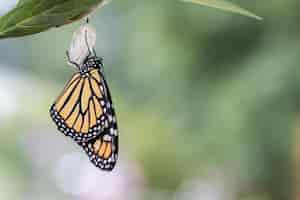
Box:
50;55;119;171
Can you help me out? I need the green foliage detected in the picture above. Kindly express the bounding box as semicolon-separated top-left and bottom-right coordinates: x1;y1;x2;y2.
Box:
182;0;262;20
0;1;295;199
0;0;105;38
0;0;261;39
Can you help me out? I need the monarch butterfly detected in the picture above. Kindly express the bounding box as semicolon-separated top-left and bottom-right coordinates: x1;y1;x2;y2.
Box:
50;25;119;170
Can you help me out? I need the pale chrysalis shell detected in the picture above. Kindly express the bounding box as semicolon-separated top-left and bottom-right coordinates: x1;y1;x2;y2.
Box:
68;23;97;67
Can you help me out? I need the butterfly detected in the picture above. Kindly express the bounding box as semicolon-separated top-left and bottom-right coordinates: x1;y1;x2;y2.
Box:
49;34;118;170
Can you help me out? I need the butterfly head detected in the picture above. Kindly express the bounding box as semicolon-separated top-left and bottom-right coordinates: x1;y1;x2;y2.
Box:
80;56;103;74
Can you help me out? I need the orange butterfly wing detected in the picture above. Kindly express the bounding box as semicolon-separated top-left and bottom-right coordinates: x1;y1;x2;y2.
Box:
50;69;109;142
78;74;118;171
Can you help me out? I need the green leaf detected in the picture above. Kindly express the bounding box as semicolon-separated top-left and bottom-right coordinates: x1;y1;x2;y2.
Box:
0;0;106;39
182;0;262;20
0;0;261;39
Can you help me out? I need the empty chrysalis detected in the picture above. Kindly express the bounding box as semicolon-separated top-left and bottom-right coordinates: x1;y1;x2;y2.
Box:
68;22;97;67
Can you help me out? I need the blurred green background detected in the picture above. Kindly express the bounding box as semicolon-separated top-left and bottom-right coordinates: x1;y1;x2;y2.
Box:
0;0;299;200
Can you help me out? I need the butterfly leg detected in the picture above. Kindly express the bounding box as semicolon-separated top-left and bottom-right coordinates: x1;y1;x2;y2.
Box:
92;48;97;57
66;51;80;69
84;16;93;57
83;18;102;60
84;29;93;58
